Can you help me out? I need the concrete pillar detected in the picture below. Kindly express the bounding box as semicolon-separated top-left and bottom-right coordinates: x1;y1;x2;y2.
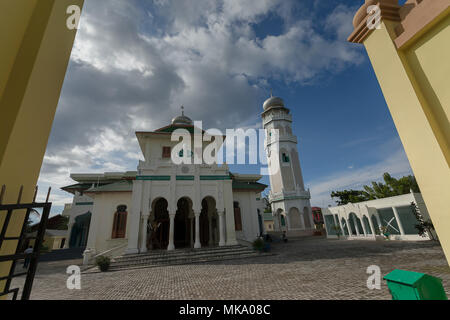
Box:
375;213;382;233
352;215;360;236
168;214;175;251
368;215;376;238
139;215;148;253
360;216;367;237
125;180;143;254
392;207;405;236
218;211;226;247
0;0;84;295
194;212;201;249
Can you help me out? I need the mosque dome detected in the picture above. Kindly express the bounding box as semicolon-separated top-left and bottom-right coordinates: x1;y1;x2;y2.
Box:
171;106;193;125
263;96;285;111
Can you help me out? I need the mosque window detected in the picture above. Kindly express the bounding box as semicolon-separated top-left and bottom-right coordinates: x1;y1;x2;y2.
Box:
162;146;171;158
112;205;128;239
282;153;290;163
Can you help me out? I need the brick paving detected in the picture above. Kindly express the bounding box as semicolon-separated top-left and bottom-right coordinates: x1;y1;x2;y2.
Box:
9;238;450;300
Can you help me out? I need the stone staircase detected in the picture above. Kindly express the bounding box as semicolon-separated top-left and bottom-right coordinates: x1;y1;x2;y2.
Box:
106;245;267;271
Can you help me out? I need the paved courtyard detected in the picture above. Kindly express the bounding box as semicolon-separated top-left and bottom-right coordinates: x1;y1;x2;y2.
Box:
10;238;450;300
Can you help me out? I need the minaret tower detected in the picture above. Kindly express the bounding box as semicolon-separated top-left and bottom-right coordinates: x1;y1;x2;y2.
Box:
262;95;314;236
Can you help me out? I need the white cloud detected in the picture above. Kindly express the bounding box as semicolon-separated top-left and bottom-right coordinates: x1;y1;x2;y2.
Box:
308;145;413;207
38;0;365;213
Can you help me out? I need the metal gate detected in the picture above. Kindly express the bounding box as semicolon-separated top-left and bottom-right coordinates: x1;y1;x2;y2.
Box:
0;185;51;300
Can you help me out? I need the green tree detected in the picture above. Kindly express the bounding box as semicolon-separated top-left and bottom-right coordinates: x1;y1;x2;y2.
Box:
330;190;371;205
331;173;420;205
363;173;419;199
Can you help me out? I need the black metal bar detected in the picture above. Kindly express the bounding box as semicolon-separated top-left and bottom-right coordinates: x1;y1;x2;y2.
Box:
0;252;37;262
21;203;51;300
0;272;28;281
0;288;19;300
0;203;49;210
6;207;32;291
0;209;13;248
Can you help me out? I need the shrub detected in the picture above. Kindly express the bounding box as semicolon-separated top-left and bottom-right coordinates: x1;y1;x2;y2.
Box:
252;238;265;251
96;256;111;272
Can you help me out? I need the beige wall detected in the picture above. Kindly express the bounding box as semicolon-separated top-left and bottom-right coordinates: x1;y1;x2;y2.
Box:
0;0;83;296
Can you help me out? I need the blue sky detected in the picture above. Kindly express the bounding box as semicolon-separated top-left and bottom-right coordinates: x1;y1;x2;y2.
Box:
37;0;413;214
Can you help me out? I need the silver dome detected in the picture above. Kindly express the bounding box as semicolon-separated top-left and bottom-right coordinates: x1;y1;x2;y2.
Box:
172;107;193;125
263;96;285;110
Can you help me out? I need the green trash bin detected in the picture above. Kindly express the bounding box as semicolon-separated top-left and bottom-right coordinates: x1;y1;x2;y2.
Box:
384;269;448;300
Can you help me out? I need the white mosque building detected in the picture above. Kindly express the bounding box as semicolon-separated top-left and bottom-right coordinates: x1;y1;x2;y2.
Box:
62;96;314;257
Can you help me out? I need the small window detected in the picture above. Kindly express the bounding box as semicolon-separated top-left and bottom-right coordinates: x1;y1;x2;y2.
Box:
162;146;171;158
112;205;128;239
282;153;290;163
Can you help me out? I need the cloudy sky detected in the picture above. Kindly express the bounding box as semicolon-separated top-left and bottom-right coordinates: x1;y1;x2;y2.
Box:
38;0;413;213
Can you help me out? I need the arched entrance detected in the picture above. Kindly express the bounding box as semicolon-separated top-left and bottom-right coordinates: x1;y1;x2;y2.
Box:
201;197;218;246
151;198;169;250
69;211;91;248
289;207;302;229
175;197;192;248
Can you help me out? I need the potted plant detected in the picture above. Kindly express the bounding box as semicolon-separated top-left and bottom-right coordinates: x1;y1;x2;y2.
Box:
252;237;265;252
95;255;111;272
379;226;390;240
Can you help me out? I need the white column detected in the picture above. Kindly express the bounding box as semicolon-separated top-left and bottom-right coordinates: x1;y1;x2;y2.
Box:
338;217;345;237
224;181;238;246
168;213;175;251
125;180;143;255
139;215;148;253
361;219;367;236
352;215;360;236
375;213;382;232
218;211;226;246
368;215;376;238
392;207;405;236
194;212;201;249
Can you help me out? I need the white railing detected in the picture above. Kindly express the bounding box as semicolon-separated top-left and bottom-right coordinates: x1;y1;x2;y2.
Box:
84;243;128;265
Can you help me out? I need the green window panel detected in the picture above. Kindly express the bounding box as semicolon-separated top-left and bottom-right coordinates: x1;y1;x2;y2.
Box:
396;206;420;235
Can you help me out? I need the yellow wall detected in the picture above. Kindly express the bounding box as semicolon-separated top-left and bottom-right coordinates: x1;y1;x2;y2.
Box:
0;0;83;297
363;15;450;264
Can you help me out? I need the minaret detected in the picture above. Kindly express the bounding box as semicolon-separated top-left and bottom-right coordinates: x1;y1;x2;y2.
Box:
262;95;314;236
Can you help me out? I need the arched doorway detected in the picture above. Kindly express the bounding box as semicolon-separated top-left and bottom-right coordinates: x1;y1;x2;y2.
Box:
200;197;218;246
152;198;169;250
175;197;192;248
348;213;357;235
69;211;91;248
289;207;302;229
363;216;372;235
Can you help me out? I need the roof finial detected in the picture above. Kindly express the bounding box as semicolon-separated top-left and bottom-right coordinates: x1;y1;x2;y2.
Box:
181;105;185;116
270;88;273;97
